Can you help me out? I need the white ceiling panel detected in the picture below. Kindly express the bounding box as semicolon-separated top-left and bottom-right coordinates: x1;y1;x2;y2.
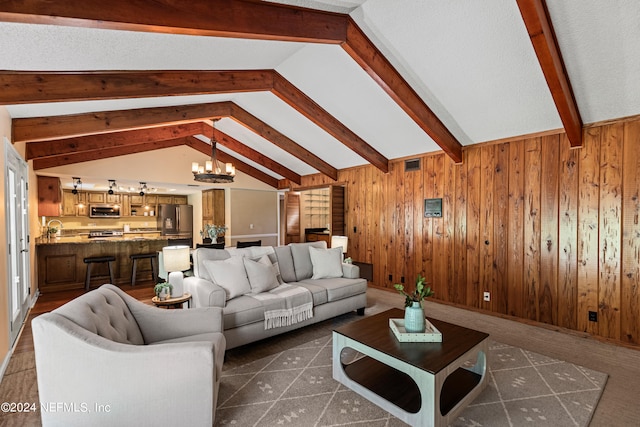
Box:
277;44;442;158
217;117;319;177
232;92;367;169
354;0;562;143
547;0;640;124
0;21;305;71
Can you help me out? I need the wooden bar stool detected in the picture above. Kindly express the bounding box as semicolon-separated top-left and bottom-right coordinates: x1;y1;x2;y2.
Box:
129;253;157;286
83;256;116;291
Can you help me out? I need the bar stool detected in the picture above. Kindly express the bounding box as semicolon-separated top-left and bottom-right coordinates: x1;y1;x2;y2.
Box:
130;253;158;286
83;256;116;291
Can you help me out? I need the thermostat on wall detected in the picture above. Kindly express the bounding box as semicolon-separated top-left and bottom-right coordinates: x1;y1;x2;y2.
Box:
424;198;442;218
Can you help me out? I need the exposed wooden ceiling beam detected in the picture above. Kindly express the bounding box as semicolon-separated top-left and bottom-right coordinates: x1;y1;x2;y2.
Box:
4;69;388;173
210;127;302;185
0;0;347;43
271;71;389;173
185;136;279;188
0;70;272;104
26;122;205;160
32;138;184;170
342;19;463;163
230;103;338;181
21;101;336;180
0;0;464;162
516;0;582;147
13;102;233;143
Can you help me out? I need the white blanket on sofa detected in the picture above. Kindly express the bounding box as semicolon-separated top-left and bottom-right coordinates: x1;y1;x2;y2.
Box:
250;284;313;330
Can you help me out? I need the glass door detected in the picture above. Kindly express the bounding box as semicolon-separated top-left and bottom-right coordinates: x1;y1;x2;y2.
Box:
5;138;30;346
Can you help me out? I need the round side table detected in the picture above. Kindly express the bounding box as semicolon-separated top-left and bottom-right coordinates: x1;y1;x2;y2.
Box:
151;292;192;309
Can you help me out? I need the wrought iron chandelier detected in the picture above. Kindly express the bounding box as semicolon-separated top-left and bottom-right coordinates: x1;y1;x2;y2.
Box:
192;119;235;183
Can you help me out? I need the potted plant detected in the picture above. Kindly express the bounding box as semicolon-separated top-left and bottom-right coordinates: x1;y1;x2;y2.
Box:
154;282;173;301
394;274;434;333
204;224;228;244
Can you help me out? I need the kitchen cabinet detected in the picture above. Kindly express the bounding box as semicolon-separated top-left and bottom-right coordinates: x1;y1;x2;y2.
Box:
37;176;62;217
121;194;131;216
157;195;173;204
61;190;88;216
106;193;121;204
58;189;187;218
202;189;225;228
88;192;105;203
173;195;188;205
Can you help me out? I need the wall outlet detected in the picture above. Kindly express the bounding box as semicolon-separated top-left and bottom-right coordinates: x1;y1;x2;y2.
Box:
588;311;598;322
249;223;254;229
483;292;491;302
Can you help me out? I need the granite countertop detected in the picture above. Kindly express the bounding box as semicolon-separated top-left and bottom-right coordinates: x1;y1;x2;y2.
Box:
36;235;169;245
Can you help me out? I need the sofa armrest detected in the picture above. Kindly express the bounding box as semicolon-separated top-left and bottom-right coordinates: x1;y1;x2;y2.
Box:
342;263;360;279
184;276;226;308
128;304;224;344
32;314;217;426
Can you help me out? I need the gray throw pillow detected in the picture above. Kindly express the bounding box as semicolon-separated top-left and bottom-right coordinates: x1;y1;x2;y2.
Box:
309;246;344;279
202;257;251;300
244;255;279;294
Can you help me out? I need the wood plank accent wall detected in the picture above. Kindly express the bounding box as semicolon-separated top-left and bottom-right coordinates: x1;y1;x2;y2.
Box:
292;116;640;346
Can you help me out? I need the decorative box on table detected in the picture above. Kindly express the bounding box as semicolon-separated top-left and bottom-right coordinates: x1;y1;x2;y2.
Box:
389;318;443;342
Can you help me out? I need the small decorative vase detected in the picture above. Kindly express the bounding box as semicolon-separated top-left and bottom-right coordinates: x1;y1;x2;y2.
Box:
158;289;168;301
404;301;426;333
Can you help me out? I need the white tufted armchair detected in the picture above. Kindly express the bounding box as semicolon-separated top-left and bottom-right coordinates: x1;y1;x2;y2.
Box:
32;284;226;427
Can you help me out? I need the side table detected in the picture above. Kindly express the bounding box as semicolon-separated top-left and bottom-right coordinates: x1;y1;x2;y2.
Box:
151;292;192;309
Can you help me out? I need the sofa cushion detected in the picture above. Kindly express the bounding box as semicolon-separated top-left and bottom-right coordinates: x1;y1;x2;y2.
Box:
53;287;144;345
222;295;265;329
299;277;368;303
244;255;279;294
192;248;231;282
203;257;251;300
309;246;344;279
290;241;327;281
293;281;328;306
274;246;297;283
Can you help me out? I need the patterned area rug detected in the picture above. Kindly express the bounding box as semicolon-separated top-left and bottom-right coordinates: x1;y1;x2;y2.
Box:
215;336;607;427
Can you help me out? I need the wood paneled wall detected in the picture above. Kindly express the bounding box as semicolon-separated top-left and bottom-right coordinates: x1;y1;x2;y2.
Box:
293;116;640;346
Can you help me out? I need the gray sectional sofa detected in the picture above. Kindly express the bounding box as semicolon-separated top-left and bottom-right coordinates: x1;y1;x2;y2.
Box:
184;241;367;349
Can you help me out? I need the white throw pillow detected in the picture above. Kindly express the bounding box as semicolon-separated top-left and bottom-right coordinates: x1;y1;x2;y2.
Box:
202;257;251;300
309;246;344;279
244;255;279;294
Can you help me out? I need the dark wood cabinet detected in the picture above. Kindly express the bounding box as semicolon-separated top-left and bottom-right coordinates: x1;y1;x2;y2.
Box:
37;176;62;217
202;189;225;229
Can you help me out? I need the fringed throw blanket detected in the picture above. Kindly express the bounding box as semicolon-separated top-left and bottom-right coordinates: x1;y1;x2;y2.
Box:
250;284;313;330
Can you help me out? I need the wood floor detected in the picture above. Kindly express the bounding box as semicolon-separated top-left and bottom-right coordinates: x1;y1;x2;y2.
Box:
1;282;640;426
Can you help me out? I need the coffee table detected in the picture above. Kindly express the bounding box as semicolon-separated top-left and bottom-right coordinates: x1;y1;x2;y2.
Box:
333;308;489;427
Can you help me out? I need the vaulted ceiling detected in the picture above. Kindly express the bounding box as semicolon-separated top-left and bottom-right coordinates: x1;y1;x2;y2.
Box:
1;0;639;192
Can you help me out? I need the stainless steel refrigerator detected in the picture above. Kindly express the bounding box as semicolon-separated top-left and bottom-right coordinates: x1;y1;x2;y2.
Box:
157;204;193;244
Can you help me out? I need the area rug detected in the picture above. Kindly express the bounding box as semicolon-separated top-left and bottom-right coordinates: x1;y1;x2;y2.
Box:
215;336;607;427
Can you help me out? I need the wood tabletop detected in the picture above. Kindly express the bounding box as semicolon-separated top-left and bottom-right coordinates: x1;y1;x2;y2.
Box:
334;308;489;374
151;292;191;305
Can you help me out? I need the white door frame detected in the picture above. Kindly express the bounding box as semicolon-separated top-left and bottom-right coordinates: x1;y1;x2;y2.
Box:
4;138;30;346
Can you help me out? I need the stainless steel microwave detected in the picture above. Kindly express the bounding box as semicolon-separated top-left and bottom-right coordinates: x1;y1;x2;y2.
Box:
89;204;121;218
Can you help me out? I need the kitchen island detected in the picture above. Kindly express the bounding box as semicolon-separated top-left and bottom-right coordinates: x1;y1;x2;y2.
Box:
36;236;171;292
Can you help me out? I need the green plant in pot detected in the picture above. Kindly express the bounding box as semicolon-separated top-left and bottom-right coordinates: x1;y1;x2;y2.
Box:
394;274;434;333
154;282;173;301
204;224;228;244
